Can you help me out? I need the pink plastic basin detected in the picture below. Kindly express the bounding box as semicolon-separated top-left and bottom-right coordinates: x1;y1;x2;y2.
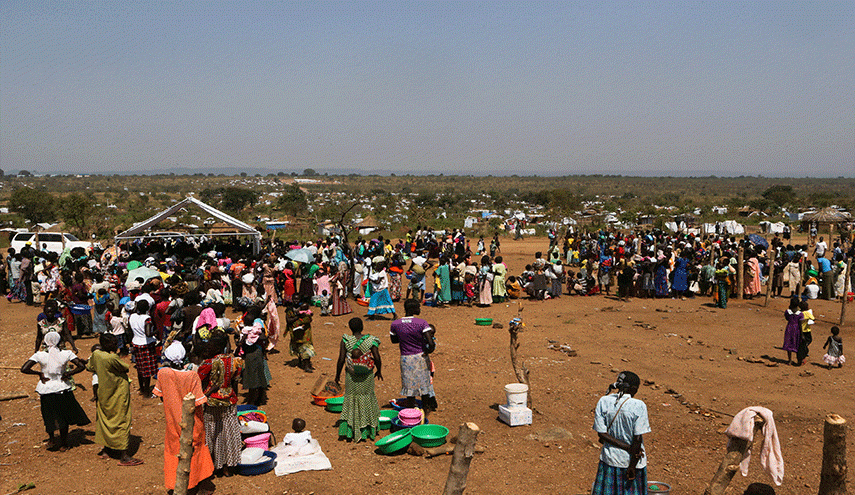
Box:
243;433;271;449
398;408;423;426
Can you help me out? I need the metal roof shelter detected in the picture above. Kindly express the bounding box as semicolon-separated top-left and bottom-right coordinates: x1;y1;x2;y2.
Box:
114;196;262;254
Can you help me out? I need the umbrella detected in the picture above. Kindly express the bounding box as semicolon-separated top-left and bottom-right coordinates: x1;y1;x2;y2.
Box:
127;266;162;282
127;260;142;270
285;248;314;264
747;234;769;249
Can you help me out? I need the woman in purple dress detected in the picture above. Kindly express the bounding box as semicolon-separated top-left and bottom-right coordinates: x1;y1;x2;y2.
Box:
783;297;803;366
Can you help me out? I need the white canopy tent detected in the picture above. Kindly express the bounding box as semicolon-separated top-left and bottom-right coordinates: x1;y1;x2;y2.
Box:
114;196;262;254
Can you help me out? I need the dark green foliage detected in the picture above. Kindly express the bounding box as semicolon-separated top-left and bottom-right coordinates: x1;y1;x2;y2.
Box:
277;185;308;216
10;186;56;224
761;185;796;206
200;187;258;214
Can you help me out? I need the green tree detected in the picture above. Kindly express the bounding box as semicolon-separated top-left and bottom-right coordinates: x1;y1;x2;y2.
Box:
10;187;57;224
276;185;308;216
61;193;95;237
220;187;258;213
761;185;796;207
303;168;317;176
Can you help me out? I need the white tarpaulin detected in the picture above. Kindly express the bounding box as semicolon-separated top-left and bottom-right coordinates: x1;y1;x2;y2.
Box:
665;221;679;232
721;220;745;235
759;221;785;234
114;196;262;253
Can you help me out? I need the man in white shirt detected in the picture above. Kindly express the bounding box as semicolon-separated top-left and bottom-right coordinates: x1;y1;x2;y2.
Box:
591;371;651;494
814;237;827;259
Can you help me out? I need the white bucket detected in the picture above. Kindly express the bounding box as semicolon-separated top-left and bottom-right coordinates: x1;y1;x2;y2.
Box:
504;383;529;408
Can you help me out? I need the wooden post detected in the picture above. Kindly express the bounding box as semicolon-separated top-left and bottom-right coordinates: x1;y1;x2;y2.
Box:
765;245;777;307
174;393;197;495
841;258;853;325
818;414;847;495
442;423;481;495
704;416;765;495
508;316;532;409
737;246;745;299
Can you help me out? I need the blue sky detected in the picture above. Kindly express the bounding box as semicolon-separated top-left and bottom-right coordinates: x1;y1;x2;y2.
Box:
2;2;853;177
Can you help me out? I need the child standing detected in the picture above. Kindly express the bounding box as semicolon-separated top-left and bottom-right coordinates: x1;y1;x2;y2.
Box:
796;300;814;365
822;326;845;369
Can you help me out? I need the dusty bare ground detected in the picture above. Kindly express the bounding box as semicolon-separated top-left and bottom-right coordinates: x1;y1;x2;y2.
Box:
1;237;852;495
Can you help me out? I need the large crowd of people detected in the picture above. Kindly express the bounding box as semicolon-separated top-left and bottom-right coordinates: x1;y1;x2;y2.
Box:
5;223;851;494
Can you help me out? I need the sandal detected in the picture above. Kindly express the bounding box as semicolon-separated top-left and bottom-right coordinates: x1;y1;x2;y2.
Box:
118;458;144;466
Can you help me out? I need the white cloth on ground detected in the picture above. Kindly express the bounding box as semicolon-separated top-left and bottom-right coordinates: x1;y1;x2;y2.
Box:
272;439;330;475
724;406;784;486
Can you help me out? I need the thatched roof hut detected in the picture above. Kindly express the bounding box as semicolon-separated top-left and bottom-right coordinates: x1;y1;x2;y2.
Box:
802;207;851;224
801;207;852;236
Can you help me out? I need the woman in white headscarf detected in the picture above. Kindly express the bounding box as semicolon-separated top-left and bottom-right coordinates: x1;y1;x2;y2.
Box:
20;331;89;451
153;341;214;492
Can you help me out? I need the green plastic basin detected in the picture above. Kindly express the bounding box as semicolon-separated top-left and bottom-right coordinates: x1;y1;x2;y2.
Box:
375;430;412;454
378;410;398;430
411;424;449;448
325;396;344;413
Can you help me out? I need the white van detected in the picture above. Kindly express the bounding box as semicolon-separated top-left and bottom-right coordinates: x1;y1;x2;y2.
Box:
10;232;92;254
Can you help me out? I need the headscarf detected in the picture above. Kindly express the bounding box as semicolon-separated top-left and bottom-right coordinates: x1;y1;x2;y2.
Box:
43;332;64;377
195;308;217;341
163;341;186;368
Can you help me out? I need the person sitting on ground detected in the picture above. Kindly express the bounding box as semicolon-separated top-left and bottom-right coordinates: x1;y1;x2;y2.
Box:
505;276;522;299
278;418;318;457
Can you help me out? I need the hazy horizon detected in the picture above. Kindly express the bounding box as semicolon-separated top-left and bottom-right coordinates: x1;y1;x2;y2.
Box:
2;2;853;177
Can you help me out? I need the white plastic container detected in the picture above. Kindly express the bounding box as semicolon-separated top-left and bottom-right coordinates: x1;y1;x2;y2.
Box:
498;404;532;426
504;383;529;408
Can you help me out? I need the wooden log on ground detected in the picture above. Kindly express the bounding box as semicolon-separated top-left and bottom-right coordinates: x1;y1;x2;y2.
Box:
818;414;847;495
737;245;745;299
0;393;29;402
704;416;764;495
442;423;481;495
408;441;485;458
174;393;197;495
840;258;853;325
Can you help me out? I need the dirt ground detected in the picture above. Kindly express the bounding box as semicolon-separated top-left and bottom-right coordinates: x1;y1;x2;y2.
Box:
1;237;852;495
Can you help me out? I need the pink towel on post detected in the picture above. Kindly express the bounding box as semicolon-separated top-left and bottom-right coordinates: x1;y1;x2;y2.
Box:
724;406;784;486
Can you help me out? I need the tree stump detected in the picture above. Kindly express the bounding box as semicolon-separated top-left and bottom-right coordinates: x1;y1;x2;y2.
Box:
174;393;197;495
508;319;531;409
818;414;847;495
442;423;481;495
704;416;764;495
